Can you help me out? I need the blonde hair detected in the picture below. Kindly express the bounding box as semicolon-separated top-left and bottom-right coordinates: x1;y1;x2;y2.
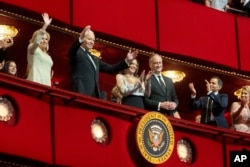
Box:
111;86;123;104
29;29;50;52
241;85;250;96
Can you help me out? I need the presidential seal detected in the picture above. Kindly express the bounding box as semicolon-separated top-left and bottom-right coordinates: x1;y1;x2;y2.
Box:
136;112;174;164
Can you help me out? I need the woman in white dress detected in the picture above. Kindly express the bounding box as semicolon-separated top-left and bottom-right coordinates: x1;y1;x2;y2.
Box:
230;85;250;134
26;13;53;86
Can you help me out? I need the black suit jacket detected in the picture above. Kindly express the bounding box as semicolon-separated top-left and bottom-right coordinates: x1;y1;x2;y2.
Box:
144;75;179;115
189;92;229;128
229;0;250;13
69;39;128;98
0;49;7;62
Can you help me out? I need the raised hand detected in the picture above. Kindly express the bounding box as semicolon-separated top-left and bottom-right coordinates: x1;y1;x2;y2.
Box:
139;70;145;83
42;13;52;26
205;79;211;92
188;82;196;96
145;70;153;81
80;25;91;40
41;13;52;31
126;49;138;62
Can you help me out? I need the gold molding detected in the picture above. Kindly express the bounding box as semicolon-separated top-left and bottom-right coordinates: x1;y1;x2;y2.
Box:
1;8;250;80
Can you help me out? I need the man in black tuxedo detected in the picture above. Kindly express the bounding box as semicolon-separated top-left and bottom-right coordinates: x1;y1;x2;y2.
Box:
188;76;229;128
227;0;250;15
144;53;181;118
69;25;138;99
0;37;14;71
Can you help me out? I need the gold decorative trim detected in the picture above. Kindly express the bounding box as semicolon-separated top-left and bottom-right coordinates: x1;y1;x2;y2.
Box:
1;8;250;80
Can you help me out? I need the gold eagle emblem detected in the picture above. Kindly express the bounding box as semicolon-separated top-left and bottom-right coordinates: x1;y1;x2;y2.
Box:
148;125;164;151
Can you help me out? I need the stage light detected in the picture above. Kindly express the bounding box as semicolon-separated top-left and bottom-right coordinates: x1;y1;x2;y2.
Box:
162;70;186;83
91;118;109;145
0;25;18;40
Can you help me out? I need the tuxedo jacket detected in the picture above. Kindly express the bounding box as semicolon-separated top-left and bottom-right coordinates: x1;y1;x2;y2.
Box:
0;49;7;62
189;92;229;128
229;0;250;13
69;39;128;98
144;75;179;115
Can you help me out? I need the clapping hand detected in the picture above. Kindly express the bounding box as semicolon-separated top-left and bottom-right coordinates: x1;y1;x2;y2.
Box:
139;70;153;83
139;70;145;83
240;94;249;106
145;70;153;81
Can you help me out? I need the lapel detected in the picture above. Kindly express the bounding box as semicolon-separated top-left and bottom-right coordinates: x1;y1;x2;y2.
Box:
152;75;166;94
81;49;97;70
88;52;97;69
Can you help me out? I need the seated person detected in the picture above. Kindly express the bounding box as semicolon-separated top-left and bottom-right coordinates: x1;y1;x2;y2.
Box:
195;114;201;123
230;85;250;134
2;60;17;76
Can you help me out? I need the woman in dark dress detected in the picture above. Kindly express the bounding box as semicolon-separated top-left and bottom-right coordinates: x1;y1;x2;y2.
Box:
112;59;152;109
